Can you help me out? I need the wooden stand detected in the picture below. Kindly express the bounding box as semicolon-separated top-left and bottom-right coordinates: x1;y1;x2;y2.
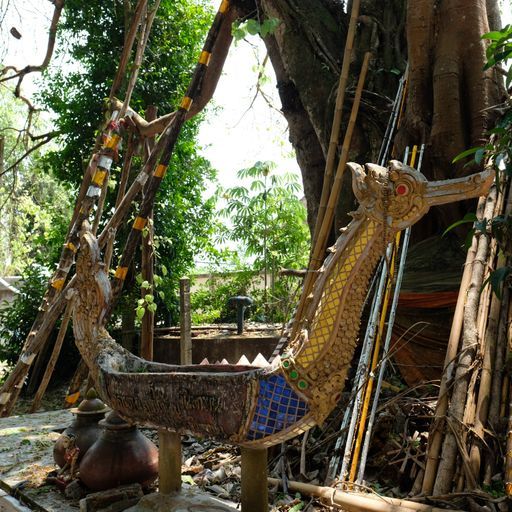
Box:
158;430;182;494
241;447;268;512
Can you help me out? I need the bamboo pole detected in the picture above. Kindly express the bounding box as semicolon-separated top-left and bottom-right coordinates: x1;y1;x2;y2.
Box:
421;197;486;495
30;292;75;412
268;479;462;512
311;0;362;249
433;185;497;495
349;235;399;482
292;51;371;339
350;146;418;483
484;275;511;484
506;378;512;495
340;240;393;483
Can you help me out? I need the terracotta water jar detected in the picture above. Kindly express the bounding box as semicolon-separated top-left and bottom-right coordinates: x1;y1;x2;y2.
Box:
78;411;159;491
54;388;109;468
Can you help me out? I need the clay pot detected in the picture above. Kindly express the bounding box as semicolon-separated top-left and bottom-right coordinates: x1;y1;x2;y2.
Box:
78;411;159;491
54;388;109;468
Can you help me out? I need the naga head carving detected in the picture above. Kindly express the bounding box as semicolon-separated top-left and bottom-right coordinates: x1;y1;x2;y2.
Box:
347;160;494;231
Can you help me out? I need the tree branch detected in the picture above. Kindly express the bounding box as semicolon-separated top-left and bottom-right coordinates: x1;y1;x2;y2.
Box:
0;0;64;97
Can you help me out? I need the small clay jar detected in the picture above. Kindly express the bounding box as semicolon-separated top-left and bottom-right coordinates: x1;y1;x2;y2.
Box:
78;411;159;491
54;388;109;468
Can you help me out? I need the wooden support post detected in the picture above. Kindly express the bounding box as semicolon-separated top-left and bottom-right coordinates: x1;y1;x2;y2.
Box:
241;447;268;512
180;277;192;365
158;430;182;495
157;274;190;495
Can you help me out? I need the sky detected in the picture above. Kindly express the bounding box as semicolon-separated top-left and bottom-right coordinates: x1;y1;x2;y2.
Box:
0;0;301;199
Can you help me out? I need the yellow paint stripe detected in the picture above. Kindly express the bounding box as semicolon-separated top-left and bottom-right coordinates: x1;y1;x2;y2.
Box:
133;216;147;231
51;278;65;291
65;392;80;405
66;242;77;253
219;0;229;13
105;134;121;149
92;169;108;186
180;96;193;111
199;51;211;66
115;266;129;280
154;164;168;178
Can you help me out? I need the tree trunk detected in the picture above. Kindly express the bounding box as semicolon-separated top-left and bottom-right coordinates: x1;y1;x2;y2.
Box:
236;0;502;235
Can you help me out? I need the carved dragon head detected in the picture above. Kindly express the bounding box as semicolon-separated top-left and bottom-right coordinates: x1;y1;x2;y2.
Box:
347;160;495;231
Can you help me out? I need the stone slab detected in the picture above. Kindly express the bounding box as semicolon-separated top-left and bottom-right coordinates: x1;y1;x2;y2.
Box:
124;488;238;511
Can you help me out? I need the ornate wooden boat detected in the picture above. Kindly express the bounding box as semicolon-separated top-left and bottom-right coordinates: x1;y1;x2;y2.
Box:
72;160;493;448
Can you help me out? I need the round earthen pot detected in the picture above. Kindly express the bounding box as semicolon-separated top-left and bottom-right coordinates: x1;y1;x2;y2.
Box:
78;411;159;491
54;388;109;468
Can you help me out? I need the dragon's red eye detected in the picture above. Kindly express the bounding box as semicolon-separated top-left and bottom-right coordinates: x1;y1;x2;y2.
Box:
396;183;409;196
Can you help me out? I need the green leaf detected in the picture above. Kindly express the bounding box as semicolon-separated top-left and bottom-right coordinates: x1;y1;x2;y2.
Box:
482;30;505;41
181;475;195;486
141;280;151;290
484;267;512;299
452;147;481;163
147;303;157;313
145;294;154;303
136;307;145;320
442;213;478;237
474;147;486;165
245;19;260;36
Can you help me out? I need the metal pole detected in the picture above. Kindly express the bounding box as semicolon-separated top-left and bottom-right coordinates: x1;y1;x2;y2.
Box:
338;242;393;483
356;145;425;483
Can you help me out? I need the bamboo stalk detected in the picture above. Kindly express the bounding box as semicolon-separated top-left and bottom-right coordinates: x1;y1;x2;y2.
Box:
311;0;362;249
467;253;503;478
340;240;393;483
506;378;512;496
30;292;75;412
433;185;497;495
421;197;486;495
268;478;462;512
292;51;371;339
484;287;510;484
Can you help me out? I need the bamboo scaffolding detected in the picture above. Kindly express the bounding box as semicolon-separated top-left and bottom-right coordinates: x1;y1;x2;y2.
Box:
484;272;510;485
433;184;498;495
0;0;234;414
467;186;512;481
311;0;361;250
292;52;371;339
421;198;486;495
29;292;75;412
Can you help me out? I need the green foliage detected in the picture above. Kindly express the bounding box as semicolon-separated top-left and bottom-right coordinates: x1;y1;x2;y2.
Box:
193;163;309;323
0;89;72;274
37;0;217;323
483;24;512;87
451;25;512;299
0;266;47;369
232;17;280;42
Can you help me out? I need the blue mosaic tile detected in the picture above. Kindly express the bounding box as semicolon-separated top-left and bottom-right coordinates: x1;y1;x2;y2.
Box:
247;374;308;441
